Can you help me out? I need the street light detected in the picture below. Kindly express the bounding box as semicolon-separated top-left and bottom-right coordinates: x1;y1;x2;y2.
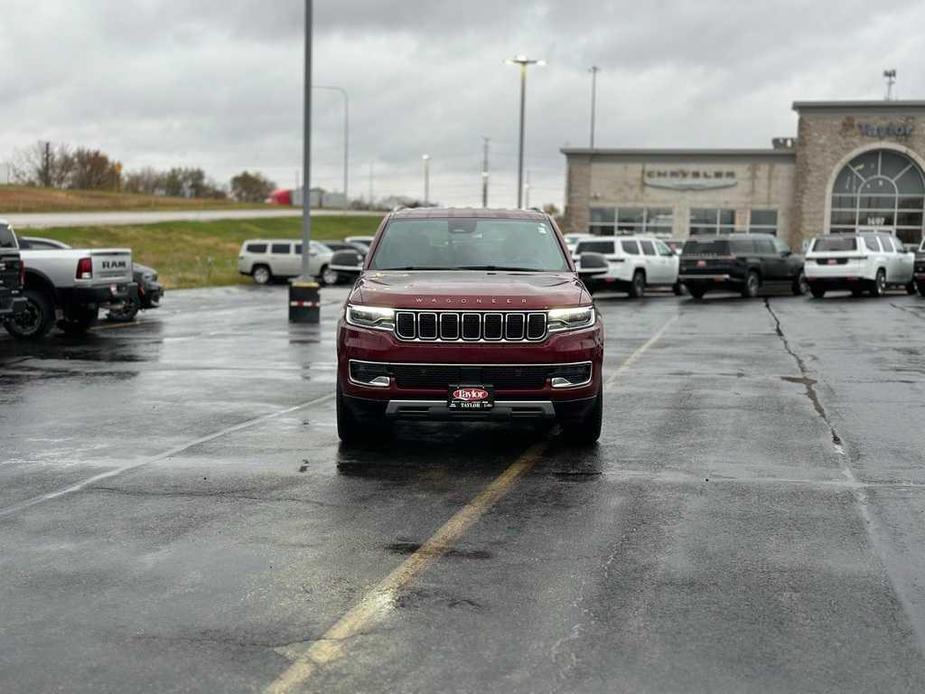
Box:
422;154;430;205
506;55;544;209
314;85;349;209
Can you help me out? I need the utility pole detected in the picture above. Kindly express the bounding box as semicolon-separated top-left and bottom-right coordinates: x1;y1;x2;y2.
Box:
422;154;430;205
481;137;490;208
42;141;51;188
884;69;897;101
524;170;531;209
368;162;374;208
589;66;600;149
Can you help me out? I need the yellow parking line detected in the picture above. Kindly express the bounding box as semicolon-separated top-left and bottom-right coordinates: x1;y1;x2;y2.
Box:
265;314;678;694
604;314;679;390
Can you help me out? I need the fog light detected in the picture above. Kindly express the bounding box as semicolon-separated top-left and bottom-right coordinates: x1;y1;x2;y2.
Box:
349;360;391;387
549;363;592;388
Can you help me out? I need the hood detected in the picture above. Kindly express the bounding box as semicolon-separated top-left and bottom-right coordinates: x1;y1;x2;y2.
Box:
349;270;590;310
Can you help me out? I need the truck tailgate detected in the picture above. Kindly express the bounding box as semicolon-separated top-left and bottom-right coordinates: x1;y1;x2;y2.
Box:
90;250;133;283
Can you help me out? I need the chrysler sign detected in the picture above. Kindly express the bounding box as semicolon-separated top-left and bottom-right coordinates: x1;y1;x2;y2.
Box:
644;168;738;191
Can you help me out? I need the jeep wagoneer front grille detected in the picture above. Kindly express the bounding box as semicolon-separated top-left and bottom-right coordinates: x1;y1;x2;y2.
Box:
394;311;547;342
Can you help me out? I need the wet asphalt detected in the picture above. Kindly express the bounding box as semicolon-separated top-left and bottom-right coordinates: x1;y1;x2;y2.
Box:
2;284;925;693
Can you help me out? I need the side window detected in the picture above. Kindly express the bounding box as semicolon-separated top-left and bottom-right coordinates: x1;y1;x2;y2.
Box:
880;236;895;252
755;239;775;254
621;240;640;255
773;239;791;254
640;240;656;256
271;243;291;255
246;243;267;254
731;239;755;254
294;244;302;254
655;241;673;257
864;237;881;253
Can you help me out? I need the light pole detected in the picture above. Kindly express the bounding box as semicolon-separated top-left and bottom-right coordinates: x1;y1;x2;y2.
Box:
314;85;349;209
506;55;544;209
481;136;490;208
589;66;600;149
884;69;897;101
422;154;430;205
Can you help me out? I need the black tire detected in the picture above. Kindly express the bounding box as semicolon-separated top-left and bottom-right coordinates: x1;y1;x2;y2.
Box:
4;289;54;341
319;265;339;287
792;270;808;296
741;271;760;299
252;264;272;285
628;270;646;298
810;286;826;299
58;307;98;336
918;281;925;298
870;269;886;297
906;279;918;296
336;383;363;445
107;297;139;322
687;284;706;300
561;387;603;444
672;281;684;296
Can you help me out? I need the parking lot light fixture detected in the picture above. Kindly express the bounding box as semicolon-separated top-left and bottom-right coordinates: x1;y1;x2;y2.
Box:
506;55;544;209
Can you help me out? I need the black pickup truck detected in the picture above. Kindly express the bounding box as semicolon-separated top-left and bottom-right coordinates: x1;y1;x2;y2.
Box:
0;223;25;323
679;234;807;299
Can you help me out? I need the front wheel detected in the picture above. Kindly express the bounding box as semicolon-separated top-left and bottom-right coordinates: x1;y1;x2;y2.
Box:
906;279;918;296
4;289;54;340
792;270;808;296
252;264;272;285
561;387;602;444
741;271;760;299
628;270;646;298
672;281;684;296
320;265;339;286
870;269;886;297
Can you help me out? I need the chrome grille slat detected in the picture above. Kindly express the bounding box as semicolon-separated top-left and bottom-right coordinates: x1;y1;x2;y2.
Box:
393;311;547;343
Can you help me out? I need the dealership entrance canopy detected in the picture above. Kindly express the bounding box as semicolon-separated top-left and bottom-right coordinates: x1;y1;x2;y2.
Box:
561;100;925;248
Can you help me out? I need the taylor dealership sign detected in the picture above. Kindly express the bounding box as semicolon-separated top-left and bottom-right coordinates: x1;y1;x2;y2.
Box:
644;168;738;191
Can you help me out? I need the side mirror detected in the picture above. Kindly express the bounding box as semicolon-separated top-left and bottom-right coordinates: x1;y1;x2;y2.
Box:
330;249;363;280
577;252;609;276
781;249;793;257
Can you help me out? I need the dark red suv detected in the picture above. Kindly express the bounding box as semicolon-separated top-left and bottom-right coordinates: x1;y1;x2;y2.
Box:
336;208;604;444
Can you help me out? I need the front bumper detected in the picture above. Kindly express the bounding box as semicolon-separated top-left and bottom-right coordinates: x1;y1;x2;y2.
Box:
0;290;26;317
139;280;164;309
337;320;604;418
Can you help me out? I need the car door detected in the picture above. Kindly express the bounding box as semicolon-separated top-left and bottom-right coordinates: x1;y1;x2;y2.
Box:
638;240;662;283
270;242;297;276
772;238;800;279
655;240;679;283
751;237;782;281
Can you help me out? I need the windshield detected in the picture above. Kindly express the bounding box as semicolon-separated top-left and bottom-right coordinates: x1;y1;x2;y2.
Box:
682;239;730;256
368;218;569;272
813;237;857;252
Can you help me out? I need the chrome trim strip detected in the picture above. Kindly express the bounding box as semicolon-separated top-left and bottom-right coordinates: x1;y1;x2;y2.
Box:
347;360;391;387
385;400;556;417
349;359;593;368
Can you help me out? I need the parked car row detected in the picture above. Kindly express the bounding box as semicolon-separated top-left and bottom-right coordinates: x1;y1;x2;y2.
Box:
237;237;372;286
572;230;920;300
0;219;162;340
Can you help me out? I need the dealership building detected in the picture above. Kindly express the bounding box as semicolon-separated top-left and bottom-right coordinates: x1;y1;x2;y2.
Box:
561;100;925;249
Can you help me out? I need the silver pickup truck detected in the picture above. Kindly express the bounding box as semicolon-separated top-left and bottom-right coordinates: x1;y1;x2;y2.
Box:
1;220;136;339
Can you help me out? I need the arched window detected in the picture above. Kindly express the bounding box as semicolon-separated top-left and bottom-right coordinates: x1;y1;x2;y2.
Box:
830;149;925;244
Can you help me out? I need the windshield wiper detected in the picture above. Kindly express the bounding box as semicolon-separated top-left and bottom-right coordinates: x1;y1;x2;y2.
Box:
455;265;540;272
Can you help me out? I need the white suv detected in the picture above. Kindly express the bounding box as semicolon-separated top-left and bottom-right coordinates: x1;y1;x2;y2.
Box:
237;239;336;285
574;236;680;297
805;232;915;298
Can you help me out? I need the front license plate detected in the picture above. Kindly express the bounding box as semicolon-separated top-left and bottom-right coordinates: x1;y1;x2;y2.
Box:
696;260;706;267
828;259;837;265
448;385;494;410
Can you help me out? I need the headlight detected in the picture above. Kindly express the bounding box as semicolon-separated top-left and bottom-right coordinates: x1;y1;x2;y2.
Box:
345;304;395;331
547;306;595;332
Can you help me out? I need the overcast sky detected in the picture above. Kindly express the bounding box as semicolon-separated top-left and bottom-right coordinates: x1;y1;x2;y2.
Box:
1;0;923;207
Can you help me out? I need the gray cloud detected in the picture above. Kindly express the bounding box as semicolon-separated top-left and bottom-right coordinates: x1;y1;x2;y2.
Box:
1;0;922;207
